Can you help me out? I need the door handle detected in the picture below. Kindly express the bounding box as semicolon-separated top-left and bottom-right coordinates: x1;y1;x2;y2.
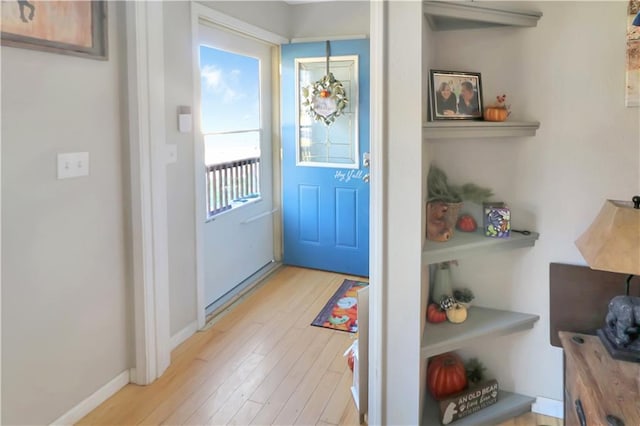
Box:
363;173;370;183
363;152;370;168
575;399;587;426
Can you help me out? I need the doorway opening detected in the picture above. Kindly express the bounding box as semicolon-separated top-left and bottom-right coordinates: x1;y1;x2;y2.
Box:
197;22;278;314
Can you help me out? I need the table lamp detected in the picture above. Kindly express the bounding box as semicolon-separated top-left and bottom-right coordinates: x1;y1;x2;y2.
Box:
575;196;640;362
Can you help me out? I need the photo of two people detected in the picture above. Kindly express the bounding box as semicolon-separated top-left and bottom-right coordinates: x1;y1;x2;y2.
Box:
430;71;483;120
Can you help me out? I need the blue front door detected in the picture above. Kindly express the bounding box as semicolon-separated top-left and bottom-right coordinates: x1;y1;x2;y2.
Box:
281;40;370;277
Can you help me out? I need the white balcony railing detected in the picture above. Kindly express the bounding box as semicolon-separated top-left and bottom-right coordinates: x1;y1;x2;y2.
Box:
206;157;261;217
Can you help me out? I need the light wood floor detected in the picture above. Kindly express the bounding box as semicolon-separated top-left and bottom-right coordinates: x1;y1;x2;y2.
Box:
80;266;561;426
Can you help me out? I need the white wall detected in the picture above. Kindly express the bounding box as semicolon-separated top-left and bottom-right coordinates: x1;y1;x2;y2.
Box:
426;1;639;402
383;2;424;424
290;1;369;39
164;1;198;336
199;0;291;37
197;0;370;40
1;3;131;424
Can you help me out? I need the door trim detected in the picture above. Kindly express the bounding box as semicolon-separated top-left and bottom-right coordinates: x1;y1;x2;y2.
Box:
290;34;368;44
191;3;288;329
368;1;385;424
192;4;288;46
126;1;171;385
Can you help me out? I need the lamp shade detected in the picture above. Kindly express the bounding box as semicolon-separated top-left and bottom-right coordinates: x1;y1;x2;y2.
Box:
575;199;640;276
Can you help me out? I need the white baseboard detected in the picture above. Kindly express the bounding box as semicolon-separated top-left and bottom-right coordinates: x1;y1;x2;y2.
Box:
532;396;563;419
50;370;129;425
170;320;198;350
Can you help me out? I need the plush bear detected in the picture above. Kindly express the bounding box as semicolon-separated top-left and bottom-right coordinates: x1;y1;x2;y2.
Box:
427;202;456;242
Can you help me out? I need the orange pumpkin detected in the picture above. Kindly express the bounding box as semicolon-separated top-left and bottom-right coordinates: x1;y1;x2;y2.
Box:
427;303;447;324
484;107;508;122
427;352;468;399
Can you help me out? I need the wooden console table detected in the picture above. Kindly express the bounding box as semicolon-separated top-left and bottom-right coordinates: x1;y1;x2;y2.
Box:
560;332;640;425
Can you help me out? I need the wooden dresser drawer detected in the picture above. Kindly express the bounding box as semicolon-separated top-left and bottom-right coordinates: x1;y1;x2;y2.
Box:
560;332;640;426
564;388;579;426
564;350;582;426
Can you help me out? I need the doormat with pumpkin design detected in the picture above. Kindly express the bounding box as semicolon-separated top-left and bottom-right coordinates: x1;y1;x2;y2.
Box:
311;279;369;333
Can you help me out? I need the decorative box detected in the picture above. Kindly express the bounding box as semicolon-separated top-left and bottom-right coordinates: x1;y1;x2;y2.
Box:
483;202;511;238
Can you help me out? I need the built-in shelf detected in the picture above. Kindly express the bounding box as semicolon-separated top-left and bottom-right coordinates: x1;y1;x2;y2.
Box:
423;230;539;265
422;307;540;359
424;1;542;31
423;121;540;139
422;390;535;426
418;4;543;425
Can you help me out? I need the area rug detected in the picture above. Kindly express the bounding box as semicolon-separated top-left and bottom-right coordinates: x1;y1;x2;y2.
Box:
311;279;369;333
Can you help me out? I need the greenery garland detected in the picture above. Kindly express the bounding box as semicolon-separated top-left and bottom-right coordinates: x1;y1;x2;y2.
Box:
301;72;348;126
427;165;493;204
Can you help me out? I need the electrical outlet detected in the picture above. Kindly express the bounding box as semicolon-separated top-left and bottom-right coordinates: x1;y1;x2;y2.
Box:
57;152;89;179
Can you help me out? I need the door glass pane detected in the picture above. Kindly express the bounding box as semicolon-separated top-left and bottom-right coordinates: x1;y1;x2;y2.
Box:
296;57;358;168
200;45;260;134
200;45;262;217
204;132;260;166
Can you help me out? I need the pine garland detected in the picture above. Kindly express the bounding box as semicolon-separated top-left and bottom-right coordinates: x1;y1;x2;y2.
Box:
427;165;493;204
465;358;487;385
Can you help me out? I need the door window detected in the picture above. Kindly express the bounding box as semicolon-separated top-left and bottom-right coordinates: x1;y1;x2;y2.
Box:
296;56;359;168
200;45;262;217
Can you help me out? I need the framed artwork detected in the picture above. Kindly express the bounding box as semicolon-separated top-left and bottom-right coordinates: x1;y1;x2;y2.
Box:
429;70;483;120
627;0;640;107
1;1;108;60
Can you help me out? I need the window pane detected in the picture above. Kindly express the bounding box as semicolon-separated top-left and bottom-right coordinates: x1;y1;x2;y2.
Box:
204;131;260;166
297;58;357;167
204;131;262;217
200;45;260;134
199;44;262;218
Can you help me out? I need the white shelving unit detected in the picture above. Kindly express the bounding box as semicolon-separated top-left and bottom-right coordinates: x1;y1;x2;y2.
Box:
421;238;540;425
423;121;540;139
422;307;539;359
423;1;542;31
423;231;539;264
420;2;543;425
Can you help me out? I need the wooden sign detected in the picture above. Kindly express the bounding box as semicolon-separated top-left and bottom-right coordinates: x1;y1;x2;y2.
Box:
438;380;499;425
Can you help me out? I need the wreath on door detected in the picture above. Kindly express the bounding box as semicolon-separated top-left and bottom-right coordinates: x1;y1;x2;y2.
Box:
301;41;348;126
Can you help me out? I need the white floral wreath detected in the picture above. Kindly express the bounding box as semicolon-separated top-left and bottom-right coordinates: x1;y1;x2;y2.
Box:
301;72;348;126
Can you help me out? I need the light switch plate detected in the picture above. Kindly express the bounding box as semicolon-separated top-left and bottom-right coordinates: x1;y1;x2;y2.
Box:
57;152;89;179
178;114;192;133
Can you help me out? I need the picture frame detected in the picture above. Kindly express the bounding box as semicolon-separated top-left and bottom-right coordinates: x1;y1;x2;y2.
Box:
1;1;108;60
627;0;640;107
429;70;483;120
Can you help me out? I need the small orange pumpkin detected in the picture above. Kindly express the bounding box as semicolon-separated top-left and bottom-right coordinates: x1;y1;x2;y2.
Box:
427;352;468;399
484;107;508;122
427;303;447;324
